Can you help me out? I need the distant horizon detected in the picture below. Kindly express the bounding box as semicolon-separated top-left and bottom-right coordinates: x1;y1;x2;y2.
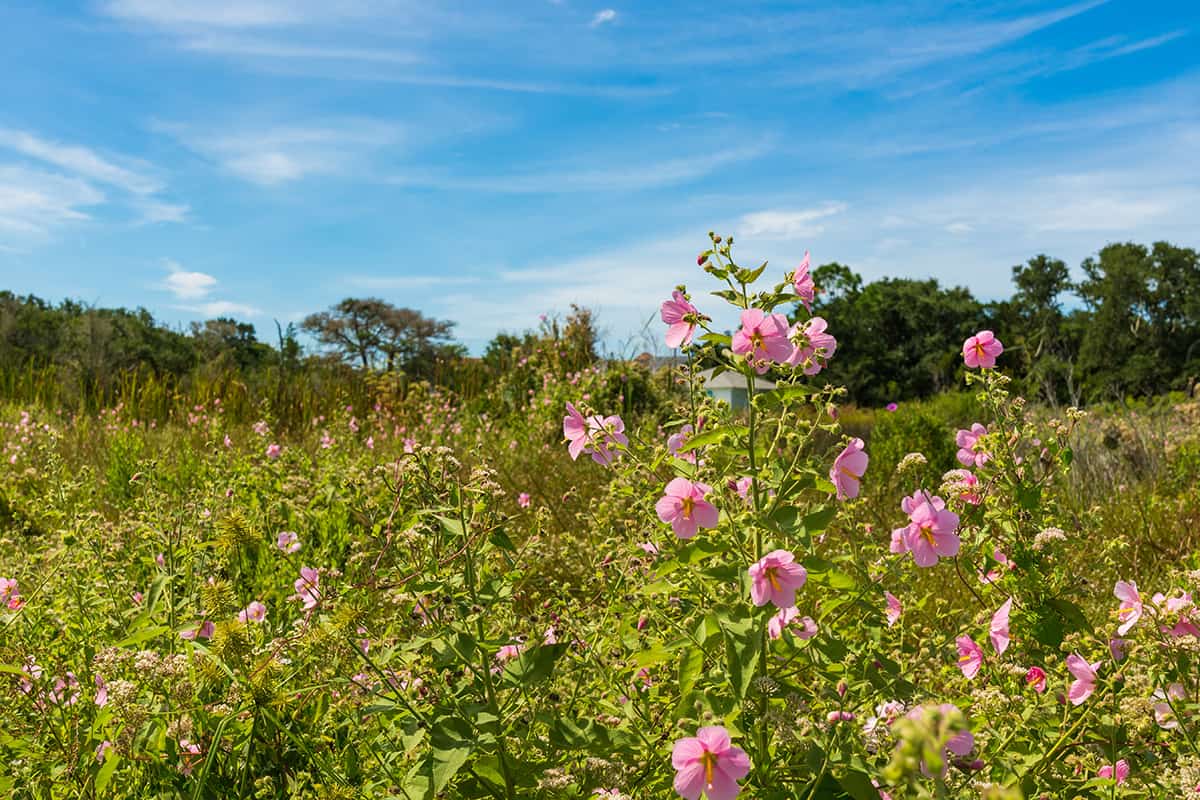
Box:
1;1;1197;353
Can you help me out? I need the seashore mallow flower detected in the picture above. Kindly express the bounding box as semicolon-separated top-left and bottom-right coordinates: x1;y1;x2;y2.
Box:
791;251;815;311
276;531;301;553
731;308;792;373
1025;666;1048;693
990;598;1012;655
1153;683;1186;729
1097;760;1130;785
748;549;807;609
830;438;868;501
962;330;1003;369
671;726;751;800
956;636;984;679
784;317;837;376
1066;653;1101;705
894;491;960;567
661;290;705;349
767;606;818;640
1114;580;1143;635
294;567;320;611
656;479;719;539
238;601;267;624
563;402;628;465
955;424;990;468
885;591;903;627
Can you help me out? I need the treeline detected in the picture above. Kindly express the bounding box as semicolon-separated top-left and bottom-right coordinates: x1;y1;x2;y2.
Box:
0;240;1197;419
809;241;1200;406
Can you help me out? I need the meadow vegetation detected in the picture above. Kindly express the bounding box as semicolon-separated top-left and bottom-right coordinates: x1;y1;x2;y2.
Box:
2;236;1200;799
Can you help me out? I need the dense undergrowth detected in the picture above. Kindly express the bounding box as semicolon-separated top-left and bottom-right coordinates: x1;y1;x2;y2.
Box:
2;238;1199;799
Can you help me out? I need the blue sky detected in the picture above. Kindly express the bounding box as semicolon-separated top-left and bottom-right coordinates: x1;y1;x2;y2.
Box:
0;0;1197;353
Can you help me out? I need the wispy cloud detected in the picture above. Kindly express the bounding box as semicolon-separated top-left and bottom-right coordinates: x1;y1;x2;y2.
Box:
738;202;848;239
174;300;263;318
0;128;162;195
160;120;403;185
393;141;770;194
590;9;617;28
0;165;104;236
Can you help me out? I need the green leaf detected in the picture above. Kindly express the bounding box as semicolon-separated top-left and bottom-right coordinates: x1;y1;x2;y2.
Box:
430;717;474;794
115;625;169;648
501;643;567;686
802;506;837;535
678;646;705;699
95;750;119;794
837;769;883;800
721;616;758;700
677;429;726;453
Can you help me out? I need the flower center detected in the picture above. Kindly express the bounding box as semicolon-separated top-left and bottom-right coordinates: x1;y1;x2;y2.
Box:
701;750;717;786
767;568;782;592
838;465;860;481
974;342;986;359
680;496;695;520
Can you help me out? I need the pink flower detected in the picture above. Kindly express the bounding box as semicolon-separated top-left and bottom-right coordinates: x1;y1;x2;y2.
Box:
517;492;531;508
732;476;754;505
784;317;837;375
885;402;898;412
276;531;301;553
178;739;202;776
767;607;818;640
830;438;868;501
668;424;698;464
266;443;282;459
656;479;719;539
1066;652;1101;705
962;330;1003;369
496;643;523;663
638;541;660;555
748;549;807;609
791;252;815;311
955;424;990;468
563;402;628;465
1109;637;1129;661
294;567;320;610
731;308;792;373
1114;580;1142;635
96;740;113;762
896;492;960;567
238;601;267;624
901;704;974;777
661;290;702;348
827;710;856;723
0;577;19;606
1097;760;1129;785
1153;683;1186;729
885;591;903;627
671;726;751;800
990;598;1012;655
956;636;984;679
943;468;981;505
1025;666;1047;693
95;675;108;706
180;620;215;640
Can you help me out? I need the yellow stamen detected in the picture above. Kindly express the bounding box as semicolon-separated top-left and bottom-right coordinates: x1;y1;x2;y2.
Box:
768;569;782;592
974;342;986;359
838;465;861;481
680;497;695;520
702;751;716;786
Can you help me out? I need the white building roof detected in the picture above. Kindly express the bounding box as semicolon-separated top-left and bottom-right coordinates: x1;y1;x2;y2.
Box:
696;368;776;390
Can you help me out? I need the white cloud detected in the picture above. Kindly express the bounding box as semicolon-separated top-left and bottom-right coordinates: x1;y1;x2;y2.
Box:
0;165;105;236
393;141;770;194
737;202;848;239
162;260;218;299
945;222;973;234
590;9;617;27
0;129;185;240
101;0;309;28
161;120;403;185
174;300;263;318
0;128;162;195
